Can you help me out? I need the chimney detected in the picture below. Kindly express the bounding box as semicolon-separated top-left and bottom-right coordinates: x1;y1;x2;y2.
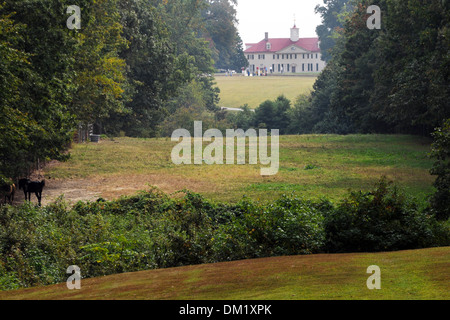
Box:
265;32;269;41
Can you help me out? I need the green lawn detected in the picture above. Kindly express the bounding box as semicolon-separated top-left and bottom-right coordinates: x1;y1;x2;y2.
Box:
1;247;448;300
214;75;316;109
6;134;446;301
44;134;435;205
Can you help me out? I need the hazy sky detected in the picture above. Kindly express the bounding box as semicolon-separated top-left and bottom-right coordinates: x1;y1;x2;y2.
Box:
236;0;324;44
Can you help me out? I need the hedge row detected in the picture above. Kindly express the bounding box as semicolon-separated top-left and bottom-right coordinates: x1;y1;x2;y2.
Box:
0;180;448;290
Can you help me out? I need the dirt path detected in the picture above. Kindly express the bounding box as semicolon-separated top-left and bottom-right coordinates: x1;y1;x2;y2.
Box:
11;173;219;207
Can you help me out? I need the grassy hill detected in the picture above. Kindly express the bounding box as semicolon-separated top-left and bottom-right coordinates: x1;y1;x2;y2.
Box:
214;75;316;109
1;247;448;300
3;134;447;301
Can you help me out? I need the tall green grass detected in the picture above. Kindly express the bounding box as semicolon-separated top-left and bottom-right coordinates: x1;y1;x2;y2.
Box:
45;134;435;204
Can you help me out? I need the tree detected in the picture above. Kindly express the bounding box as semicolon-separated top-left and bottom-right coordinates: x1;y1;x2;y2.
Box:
287;95;315;135
329;0;385;133
227;104;255;131
106;0;187;137
203;0;244;70
315;0;352;62
228;34;248;71
254;96;291;134
371;0;450;134
156;0;214;74
150;0;221;135
159;78;224;137
309;0;449;136
0;5;35;177
107;0;220;137
1;0;79;176
70;0;129;138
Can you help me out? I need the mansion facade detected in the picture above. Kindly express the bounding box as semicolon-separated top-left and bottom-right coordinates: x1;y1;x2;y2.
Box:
244;25;326;74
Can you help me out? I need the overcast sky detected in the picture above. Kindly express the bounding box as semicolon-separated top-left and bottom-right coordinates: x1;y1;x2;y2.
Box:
236;0;324;44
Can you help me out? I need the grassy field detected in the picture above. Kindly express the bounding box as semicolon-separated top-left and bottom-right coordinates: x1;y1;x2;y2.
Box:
214;75;316;109
1;247;448;300
40;134;435;206
7;134;446;301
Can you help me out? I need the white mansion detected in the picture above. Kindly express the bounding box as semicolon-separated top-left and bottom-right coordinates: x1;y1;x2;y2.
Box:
244;25;326;75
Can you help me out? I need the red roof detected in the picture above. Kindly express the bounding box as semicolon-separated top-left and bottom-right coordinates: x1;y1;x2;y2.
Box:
244;37;320;53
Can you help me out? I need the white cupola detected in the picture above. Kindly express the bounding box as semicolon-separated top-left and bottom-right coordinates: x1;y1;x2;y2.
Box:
290;24;299;42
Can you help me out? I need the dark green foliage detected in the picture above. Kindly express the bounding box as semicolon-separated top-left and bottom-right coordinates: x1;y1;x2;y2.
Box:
324;178;447;252
226;104;255;130
0;0;231;175
287;94;317;134
227;35;248;71
429;119;450;220
107;0;184;137
202;0;247;70
0;0;78;177
225;95;293;134
253;95;291;134
210;195;325;262
307;0;450;135
315;0;352;62
0;181;448;290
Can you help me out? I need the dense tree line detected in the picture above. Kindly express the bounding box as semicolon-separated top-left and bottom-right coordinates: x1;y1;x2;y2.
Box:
221;0;448;139
302;0;450;136
0;0;245;179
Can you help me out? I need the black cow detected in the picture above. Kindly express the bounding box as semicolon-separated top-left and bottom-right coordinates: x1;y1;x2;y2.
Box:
19;179;45;206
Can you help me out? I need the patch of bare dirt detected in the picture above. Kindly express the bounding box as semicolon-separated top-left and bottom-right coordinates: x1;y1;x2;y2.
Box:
12;173;219;206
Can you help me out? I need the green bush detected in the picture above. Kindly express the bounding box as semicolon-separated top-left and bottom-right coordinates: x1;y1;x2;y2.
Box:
210;195;325;261
0;182;447;291
324;178;449;253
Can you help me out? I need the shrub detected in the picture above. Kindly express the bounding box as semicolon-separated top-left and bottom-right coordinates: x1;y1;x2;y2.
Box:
324;178;449;253
210;195;325;261
286;94;315;134
0;183;447;291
